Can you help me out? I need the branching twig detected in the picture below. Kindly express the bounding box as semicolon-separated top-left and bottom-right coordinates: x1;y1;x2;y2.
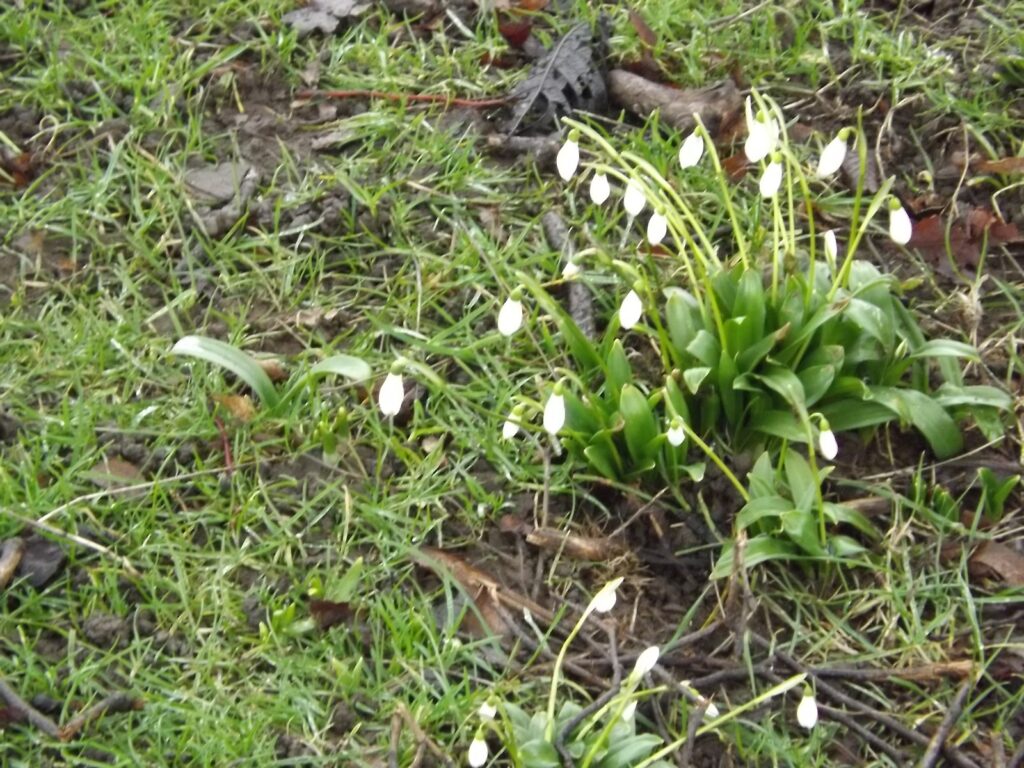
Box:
58;693;141;741
917;680;973;768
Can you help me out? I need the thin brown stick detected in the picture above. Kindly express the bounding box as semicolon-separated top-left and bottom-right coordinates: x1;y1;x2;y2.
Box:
0;676;61;738
0;537;25;589
58;692;141;741
295;89;507;108
917;680;973;768
388;709;402;768
1009;734;1024;768
396;704;454;768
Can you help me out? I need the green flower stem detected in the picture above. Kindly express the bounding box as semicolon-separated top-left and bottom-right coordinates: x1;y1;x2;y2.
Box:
693;117;749;267
681;423;749;502
770;183;783;303
544;609;592;742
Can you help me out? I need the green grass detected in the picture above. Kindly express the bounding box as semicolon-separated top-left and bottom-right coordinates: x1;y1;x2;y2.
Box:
2;0;1023;765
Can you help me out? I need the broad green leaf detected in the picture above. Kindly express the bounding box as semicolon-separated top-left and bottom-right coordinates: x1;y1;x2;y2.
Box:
781;507;824;555
933;384;1011;409
620;384;660;464
171;335;280;409
683;366;712;394
845;297;893;350
750;409;806;442
584;431;623;480
665;288;701;357
910;340;979;360
783;450;817;514
747;452;777;498
751;365;808;418
605;339;632;407
822;503;880;540
819;398;896;431
565;391;604;434
717;349;741;425
308;354;373;383
735;268;766;343
869;386;963;458
778;298;849;364
686;330;720;367
601;734;664;768
735;326;787;373
518;738;560;767
737;496;793;529
828;535;870;558
797;364;836;407
664;376;690;425
711;534;801;578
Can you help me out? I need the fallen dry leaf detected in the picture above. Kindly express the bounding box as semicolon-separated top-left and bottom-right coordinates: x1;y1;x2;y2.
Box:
975;156;1024;175
85;456;143;490
308;598;354;630
907;208;1022;269
0;538;26;589
499;514;625;561
968;541;1024;587
212;393;256;422
256;358;288;382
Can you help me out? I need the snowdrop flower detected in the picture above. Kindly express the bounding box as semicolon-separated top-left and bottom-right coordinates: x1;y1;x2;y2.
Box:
796;692;818;730
619;289;643;330
543;387;566;435
478;700;497;721
589;172;610;204
556;133;580;181
587;576;623;615
888;198;913;245
378;370;404;417
468;733;489;767
759;156;783;198
705;700;720;719
497;294;524;337
823;229;838;263
744;98;777;163
502;406;524;440
678;130;704;168
816;129;849;177
631;646;660;679
817;417;837;460
621;700;637;722
562;259;581;279
647;211;668;245
666;418;686;447
623;179;646;217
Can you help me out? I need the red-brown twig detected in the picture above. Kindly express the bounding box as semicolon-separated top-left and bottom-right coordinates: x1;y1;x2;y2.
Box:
0;676;60;738
58;692;142;741
295;89;507;108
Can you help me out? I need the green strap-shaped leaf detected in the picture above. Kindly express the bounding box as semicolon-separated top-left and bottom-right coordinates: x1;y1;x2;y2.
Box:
308;354;372;383
868;386;963;458
619;384;660;465
171;335;280;409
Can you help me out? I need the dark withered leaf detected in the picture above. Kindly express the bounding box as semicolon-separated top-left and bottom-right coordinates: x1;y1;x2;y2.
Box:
505;19;609;135
308;598;354;630
16;534;67;589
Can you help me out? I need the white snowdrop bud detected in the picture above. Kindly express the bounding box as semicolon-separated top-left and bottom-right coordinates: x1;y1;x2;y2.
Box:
678;131;704;168
378;371;404;417
589;172;610;204
619;289;643;330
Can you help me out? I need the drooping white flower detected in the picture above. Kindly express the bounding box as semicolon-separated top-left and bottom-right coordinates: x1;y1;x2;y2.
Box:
623;179;646;217
556;137;579;181
818;429;838;461
816;131;848;177
587;577;623;614
666;419;686;447
589;172;610;204
562;259;582;279
621;700;637;722
478;700;497;721
744;97;777;163
497;296;523;337
632;646;660;679
619;289;643;330
378;371;404;417
823;229;838;262
759;159;783;198
796;693;818;730
678;131;705;168
468;735;489;767
705;700;720;719
502;408;521;440
543;390;566;435
888;201;913;245
647;211;668;245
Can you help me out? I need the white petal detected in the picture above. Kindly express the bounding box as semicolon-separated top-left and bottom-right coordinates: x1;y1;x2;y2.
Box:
823;229;838;261
744;120;774;163
556;139;579;181
705;700;720;719
632;646;660;678
759;161;783;198
378;372;404;417
889;205;913;245
816;135;847;177
588;577;623;614
589;173;610;204
497;297;523;336
796;694;818;730
667;423;686;447
543;393;565;435
502;416;520;441
619;289;643;330
468;736;489;767
478;701;497;721
818;429;838;461
623;179;646;217
562;260;582;279
621;700;637;721
678;131;704;168
646;212;667;245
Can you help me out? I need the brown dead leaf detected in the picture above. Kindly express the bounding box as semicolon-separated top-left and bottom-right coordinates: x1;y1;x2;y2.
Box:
212;393;256;422
500;514;624;561
968;541;1024;587
0;538;26;589
86;456;143;490
975;156;1024;175
256;358;288;382
308;598;354;630
721;153;749;182
907;208;1022;269
628;10;657;48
